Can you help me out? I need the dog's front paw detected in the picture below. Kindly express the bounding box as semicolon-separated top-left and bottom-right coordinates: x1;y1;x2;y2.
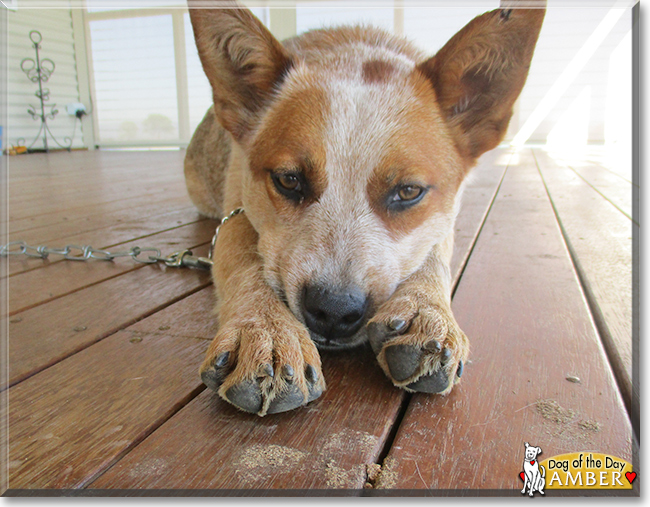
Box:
200;310;325;416
367;294;469;394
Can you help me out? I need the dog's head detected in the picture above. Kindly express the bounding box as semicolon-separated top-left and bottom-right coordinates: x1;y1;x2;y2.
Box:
189;0;544;350
524;442;543;460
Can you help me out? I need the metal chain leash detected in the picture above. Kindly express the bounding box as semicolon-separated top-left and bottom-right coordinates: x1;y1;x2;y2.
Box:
0;207;245;272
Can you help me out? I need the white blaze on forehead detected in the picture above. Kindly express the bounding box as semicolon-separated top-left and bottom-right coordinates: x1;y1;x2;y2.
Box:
293;69;425;286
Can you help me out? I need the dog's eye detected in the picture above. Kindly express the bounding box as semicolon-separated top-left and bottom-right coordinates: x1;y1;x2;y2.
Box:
388;184;427;211
271;172;307;203
397;185;424;201
276;173;301;192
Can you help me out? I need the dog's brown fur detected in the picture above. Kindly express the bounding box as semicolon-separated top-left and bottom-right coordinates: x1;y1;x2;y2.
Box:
185;0;545;416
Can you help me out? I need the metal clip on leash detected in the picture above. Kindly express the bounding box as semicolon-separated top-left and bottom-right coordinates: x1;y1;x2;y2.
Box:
0;208;244;272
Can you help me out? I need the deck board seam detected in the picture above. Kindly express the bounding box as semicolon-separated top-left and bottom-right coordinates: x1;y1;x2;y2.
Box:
566;164;636;225
532;149;637;442
5;280;213;390
8;240;212;316
451;151;512;298
80;383;207;489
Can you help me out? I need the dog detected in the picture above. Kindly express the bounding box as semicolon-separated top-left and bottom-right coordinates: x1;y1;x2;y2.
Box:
521;442;545;496
184;0;545;416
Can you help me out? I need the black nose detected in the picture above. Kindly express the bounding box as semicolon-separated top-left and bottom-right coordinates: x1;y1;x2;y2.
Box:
302;284;368;339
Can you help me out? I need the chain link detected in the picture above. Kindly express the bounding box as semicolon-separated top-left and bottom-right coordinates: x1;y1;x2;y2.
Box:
0;240;213;270
209;207;245;260
1;208;246;271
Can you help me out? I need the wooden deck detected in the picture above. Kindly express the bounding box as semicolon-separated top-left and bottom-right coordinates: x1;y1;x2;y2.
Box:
2;146;638;495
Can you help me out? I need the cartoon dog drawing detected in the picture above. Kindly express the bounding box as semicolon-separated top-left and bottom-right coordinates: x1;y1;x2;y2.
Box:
521;442;545;496
185;0;545;416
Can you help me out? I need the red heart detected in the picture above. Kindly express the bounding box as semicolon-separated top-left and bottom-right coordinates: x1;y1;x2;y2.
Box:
519;472;525;482
625;472;636;484
530;460;535;465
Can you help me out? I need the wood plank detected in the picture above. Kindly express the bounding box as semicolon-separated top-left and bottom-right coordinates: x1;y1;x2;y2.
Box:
9;184;190;234
565;162;633;221
7;244;212;387
8;220;216;314
12;205;198;246
7;151;187;219
127;286;219;341
91;345;402;490
534;149;636;432
451;148;509;282
9;181;185;221
86;151;510;490
374;149;635;492
7;330;208;489
7;150;185;181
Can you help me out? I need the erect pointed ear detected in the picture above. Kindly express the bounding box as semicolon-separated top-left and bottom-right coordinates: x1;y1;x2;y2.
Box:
416;3;545;161
188;0;293;141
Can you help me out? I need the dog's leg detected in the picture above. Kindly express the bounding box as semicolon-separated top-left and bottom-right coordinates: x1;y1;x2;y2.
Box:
368;232;468;394
200;214;325;416
538;466;546;495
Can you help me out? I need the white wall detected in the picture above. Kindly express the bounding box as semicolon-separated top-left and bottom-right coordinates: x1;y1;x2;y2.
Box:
7;1;85;150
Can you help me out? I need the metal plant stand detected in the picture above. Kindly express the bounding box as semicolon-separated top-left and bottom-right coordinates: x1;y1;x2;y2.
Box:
20;30;76;152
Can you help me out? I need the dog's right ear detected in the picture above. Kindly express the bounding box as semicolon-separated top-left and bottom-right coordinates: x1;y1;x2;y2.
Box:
188;0;293;141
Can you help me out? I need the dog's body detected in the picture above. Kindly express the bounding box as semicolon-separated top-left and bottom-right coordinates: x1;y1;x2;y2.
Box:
521;443;545;496
185;0;545;416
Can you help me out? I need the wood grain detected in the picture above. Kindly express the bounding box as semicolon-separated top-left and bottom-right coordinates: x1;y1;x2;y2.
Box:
566;162;633;221
375;149;635;492
9;183;189;234
90;345;403;490
451;148;509;282
534;149;636;430
7;330;208;489
7;244;211;387
7;150;187;217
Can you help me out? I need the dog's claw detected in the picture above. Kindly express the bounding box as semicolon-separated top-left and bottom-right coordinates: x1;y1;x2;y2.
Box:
281;364;295;381
201;353;231;392
388;318;407;332
215;351;230;367
225;379;263;414
441;347;452;362
424;339;441;352
406;368;449;393
384;344;422;382
456;360;464;378
305;364;318;383
260;363;274;378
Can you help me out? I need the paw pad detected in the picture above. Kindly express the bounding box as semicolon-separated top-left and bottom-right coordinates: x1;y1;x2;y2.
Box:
202;357;323;416
367;315;467;395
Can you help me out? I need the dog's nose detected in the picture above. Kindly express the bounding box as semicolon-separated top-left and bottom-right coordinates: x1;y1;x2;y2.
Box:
302;284;368;339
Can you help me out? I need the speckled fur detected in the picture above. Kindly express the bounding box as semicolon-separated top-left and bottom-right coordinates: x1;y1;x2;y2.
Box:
186;0;545;414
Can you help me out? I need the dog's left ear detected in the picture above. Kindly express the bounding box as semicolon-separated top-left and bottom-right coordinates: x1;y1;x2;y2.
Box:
416;2;545;162
536;447;543;456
